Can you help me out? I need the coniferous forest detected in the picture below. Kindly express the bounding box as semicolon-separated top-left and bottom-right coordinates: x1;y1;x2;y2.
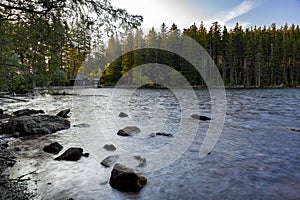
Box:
97;22;300;87
1;0;300;92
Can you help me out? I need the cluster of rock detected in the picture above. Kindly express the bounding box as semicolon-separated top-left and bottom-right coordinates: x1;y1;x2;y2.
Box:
43;144;89;161
1;108;211;194
0;108;71;137
107;111;211;192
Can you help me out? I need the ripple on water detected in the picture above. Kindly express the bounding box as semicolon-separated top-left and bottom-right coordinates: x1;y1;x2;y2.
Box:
4;88;300;199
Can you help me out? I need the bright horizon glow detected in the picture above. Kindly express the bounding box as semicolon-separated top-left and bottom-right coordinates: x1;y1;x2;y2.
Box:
111;0;300;30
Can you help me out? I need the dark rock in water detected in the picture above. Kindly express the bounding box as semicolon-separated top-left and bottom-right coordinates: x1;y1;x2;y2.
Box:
0;109;3;115
191;114;211;121
118;112;128;118
54;147;83;161
117;126;141;136
73;123;90;128
43;142;63;155
101;155;119;167
285;127;300;132
0;115;70;137
103;144;117;151
155;132;173;137
134;155;146;167
13;109;44;117
82;153;90;157
56;109;71;118
109;163;147;192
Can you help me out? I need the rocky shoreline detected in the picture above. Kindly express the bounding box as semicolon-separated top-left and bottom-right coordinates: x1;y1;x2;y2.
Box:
0;137;34;200
0;104;211;198
0;108;72;199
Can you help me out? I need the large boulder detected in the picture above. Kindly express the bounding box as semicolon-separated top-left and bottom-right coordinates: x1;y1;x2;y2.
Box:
13;109;44;117
43;142;63;155
0;115;70;137
54;147;83;161
117;126;141;136
109;163;147;192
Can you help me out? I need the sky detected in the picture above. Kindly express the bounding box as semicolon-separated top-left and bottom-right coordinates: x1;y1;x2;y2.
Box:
111;0;300;30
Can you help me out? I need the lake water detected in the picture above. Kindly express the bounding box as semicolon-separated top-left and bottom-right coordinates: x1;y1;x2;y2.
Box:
3;88;300;199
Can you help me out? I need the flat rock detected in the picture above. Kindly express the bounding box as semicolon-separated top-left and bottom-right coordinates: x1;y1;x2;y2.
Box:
191;114;211;121
56;109;71;118
101;155;119;167
13;109;44;117
43;142;63;154
0;115;70;137
54;147;83;161
117;126;141;136
103;144;117;151
118;112;128;118
109;163;147;192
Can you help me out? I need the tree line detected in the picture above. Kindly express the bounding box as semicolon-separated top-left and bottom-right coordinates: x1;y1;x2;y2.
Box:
1;1;299;92
95;22;300;87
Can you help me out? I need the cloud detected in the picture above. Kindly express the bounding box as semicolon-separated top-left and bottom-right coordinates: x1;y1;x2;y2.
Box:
203;0;257;29
223;0;256;22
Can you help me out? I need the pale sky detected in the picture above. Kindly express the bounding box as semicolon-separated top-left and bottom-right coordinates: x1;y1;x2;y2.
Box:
111;0;300;30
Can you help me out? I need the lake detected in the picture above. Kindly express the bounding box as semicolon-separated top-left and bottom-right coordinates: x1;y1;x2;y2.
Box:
4;88;300;199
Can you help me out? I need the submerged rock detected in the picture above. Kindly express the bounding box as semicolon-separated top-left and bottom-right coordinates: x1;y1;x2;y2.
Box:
118;112;128;118
191;114;211;121
43;142;63;155
0;115;70;137
117;126;141;136
103;144;117;151
109;163;147;192
13;109;44;117
73;123;90;128
134;155;146;167
54;147;83;161
56;109;71;118
101;155;119;167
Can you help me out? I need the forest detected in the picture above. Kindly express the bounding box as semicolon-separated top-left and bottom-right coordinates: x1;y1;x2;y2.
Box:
0;0;142;93
97;22;300;87
1;1;300;93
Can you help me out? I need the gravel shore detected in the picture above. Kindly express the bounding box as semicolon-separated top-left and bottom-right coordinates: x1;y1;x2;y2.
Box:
0;137;34;200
